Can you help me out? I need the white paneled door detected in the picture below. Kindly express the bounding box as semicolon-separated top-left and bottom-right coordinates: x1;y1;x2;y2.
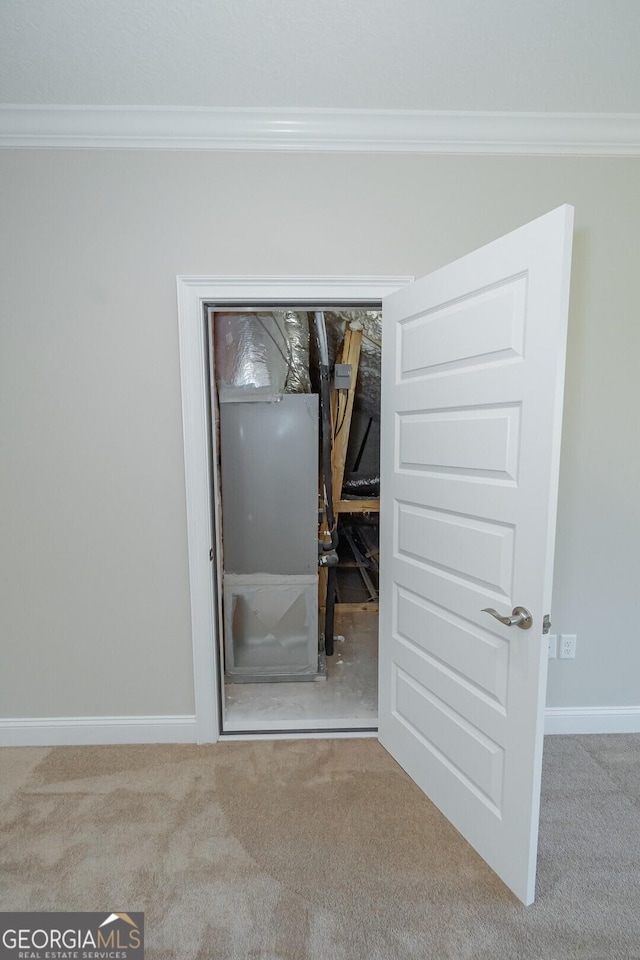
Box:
378;206;574;905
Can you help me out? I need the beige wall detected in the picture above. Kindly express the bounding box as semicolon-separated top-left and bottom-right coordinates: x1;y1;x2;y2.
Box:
1;149;638;717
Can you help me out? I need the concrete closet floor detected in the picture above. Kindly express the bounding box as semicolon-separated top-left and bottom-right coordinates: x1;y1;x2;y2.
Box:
223;611;378;731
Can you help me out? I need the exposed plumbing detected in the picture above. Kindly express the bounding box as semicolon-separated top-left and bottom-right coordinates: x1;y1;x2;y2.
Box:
313;310;339;655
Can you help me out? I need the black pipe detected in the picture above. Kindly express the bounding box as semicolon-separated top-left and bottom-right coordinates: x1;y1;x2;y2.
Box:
353;416;373;473
318;369;338;551
313;309;337;543
313;311;339;654
324;565;337;657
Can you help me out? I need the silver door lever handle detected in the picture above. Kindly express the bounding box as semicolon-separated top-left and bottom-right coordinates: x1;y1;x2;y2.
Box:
482;606;533;630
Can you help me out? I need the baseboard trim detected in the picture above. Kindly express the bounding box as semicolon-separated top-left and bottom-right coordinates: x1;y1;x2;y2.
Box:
1;105;639;156
0;715;197;746
544;706;640;735
2;707;638;745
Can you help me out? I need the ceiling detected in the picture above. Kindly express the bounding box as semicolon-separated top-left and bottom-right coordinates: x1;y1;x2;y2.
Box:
1;0;639;114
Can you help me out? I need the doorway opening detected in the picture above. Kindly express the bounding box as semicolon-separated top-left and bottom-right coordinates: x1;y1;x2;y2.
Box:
179;207;573;904
207;304;383;735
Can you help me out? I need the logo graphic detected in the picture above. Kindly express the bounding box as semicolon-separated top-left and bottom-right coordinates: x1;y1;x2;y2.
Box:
0;911;144;959
99;913;139;930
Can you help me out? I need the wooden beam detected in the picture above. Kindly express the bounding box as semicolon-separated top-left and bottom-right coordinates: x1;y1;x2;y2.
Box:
335;602;379;614
335;498;380;513
318;565;328;614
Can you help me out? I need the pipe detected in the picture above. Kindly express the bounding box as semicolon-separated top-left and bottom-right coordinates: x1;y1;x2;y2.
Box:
324;566;337;657
313;311;338;550
313;310;339;655
353;416;373;472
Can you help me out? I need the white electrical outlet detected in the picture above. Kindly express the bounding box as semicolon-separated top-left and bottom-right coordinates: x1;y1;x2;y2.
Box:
547;634;558;659
559;634;577;659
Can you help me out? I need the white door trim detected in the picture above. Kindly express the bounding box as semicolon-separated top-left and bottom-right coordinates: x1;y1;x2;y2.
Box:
176;275;413;743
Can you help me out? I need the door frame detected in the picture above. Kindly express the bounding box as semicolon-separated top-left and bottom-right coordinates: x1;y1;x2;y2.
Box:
176;275;413;743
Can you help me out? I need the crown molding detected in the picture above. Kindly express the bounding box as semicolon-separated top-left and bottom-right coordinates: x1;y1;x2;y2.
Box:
1;105;639;155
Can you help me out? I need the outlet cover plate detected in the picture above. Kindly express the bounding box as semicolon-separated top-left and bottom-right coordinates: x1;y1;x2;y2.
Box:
559;633;577;659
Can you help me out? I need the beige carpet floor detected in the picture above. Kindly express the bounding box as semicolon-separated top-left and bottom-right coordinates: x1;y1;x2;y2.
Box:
1;735;639;960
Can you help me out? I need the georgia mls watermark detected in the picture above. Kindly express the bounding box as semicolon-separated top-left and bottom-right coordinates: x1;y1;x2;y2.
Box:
0;913;144;960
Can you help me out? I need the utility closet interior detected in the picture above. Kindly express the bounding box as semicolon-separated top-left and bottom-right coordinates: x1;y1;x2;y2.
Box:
208;307;382;733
